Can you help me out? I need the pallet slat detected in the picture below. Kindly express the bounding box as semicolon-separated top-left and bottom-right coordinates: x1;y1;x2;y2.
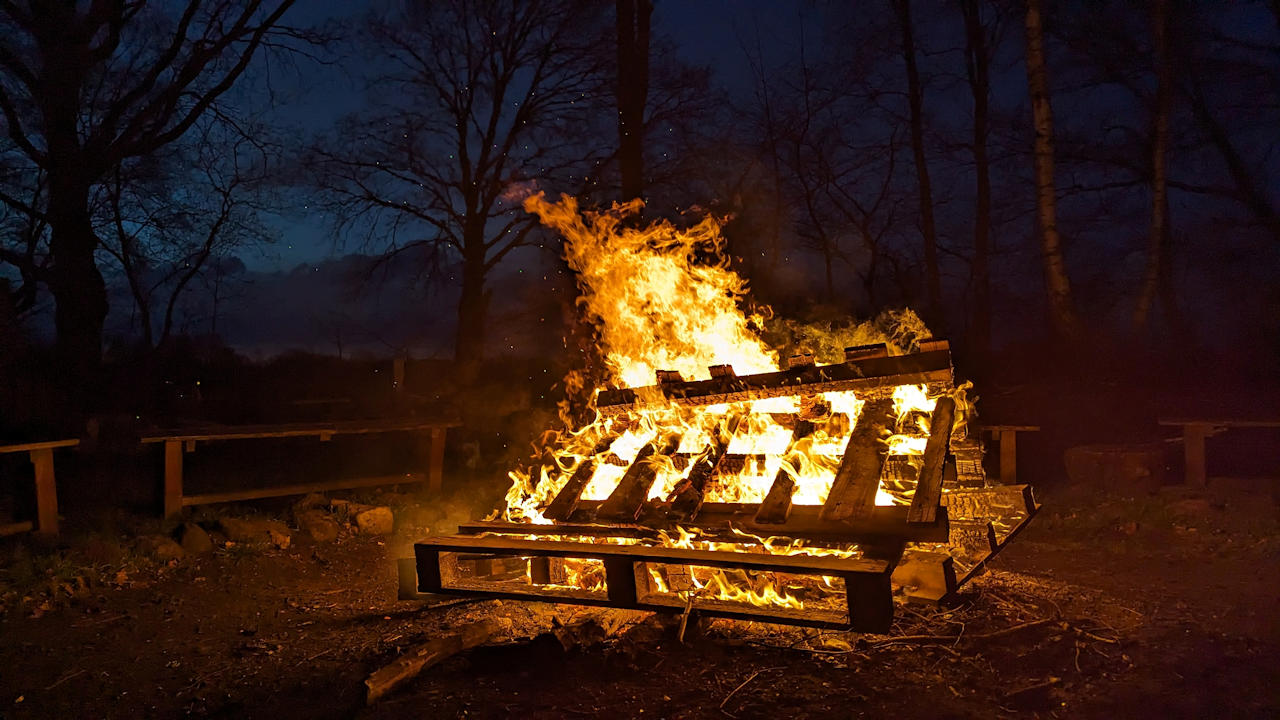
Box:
908;396;956;524
754;419;815;524
597;435;681;522
543;460;599;522
821;399;896;522
666;416;740;519
413;534;896;632
596;349;954;414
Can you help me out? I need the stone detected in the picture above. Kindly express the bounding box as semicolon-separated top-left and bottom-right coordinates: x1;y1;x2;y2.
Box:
296;509;340;543
355;506;394;535
174;523;213;554
138;535;186;562
1064;443;1168;494
1168;497;1213;517
219;517;293;548
293;492;327;512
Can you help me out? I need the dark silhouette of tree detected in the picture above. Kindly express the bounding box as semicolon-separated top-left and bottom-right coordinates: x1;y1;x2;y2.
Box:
616;0;651;203
0;0;314;394
1023;0;1080;339
1133;0;1171;331
961;0;993;356
99;120;276;350
309;0;610;377
892;0;941;325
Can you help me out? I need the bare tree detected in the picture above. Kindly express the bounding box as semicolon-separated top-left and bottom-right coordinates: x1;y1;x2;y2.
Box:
961;0;993;355
892;0;941;325
309;0;611;377
1133;0;1171;331
616;0;652;202
0;0;315;391
1023;0;1080;339
98;120;276;350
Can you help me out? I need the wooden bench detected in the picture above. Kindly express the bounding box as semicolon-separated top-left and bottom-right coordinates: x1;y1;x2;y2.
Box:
979;424;1040;485
0;439;79;536
1158;417;1280;487
141;417;461;518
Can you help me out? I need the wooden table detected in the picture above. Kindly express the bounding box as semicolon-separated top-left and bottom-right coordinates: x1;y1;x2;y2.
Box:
0;439;79;536
141;417;461;518
980;424;1040;485
1158;417;1280;487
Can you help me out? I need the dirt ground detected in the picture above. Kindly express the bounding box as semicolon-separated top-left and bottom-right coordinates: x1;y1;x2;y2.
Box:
1;478;1278;719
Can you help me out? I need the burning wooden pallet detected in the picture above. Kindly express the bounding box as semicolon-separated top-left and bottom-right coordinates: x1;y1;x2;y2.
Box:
411;341;1038;632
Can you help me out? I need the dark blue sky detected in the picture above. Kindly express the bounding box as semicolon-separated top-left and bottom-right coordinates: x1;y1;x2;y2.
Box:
259;0;799;271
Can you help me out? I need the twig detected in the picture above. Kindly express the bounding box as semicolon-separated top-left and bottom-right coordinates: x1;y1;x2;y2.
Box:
44;669;85;690
74;613;128;627
871;617;1057;648
295;648;332;667
719;666;782;718
1073;627;1119;645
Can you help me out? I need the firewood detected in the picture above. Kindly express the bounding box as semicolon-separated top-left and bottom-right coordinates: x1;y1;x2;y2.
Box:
597;434;680;522
908;396;956;523
754;419;815;524
821;399;896;521
364;620;499;704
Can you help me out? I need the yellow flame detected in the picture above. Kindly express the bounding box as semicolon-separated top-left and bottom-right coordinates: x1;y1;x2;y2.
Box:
489;196;969;613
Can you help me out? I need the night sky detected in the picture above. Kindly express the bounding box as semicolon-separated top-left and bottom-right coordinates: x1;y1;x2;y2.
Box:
4;1;1277;359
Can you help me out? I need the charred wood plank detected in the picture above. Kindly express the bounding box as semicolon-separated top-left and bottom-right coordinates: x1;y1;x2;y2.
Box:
754;420;816;524
596;349;954;414
529;556;567;584
908;396;957;524
843;343;888;361
844;571;894;632
666;416;741;519
543;460;599;522
417;534;893;575
457;503;949;544
942;484;1038;520
597;434;681;522
891;550;958;603
821;399;896;522
542;435;618;521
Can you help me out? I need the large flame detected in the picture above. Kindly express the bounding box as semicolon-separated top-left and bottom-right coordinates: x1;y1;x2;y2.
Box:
495;193;962;614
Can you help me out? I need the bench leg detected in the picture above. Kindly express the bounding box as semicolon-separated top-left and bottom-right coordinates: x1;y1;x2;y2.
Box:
30;448;57;536
999;430;1017;485
1184;424;1208;487
163;440;184;518
427;427;446;494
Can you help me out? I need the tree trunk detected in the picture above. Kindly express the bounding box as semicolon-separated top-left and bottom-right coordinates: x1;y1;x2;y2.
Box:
454;243;489;383
616;0;651;203
962;0;992;356
893;0;941;325
47;170;108;397
1134;0;1170;332
1023;0;1080;339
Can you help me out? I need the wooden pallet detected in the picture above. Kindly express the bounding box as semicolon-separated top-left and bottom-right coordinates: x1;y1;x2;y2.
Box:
412;341;1039;629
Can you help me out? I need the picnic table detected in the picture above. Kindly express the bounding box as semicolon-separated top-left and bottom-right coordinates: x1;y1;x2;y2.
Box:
979;424;1040;485
0;438;79;536
1158;417;1280;486
141;416;461;518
